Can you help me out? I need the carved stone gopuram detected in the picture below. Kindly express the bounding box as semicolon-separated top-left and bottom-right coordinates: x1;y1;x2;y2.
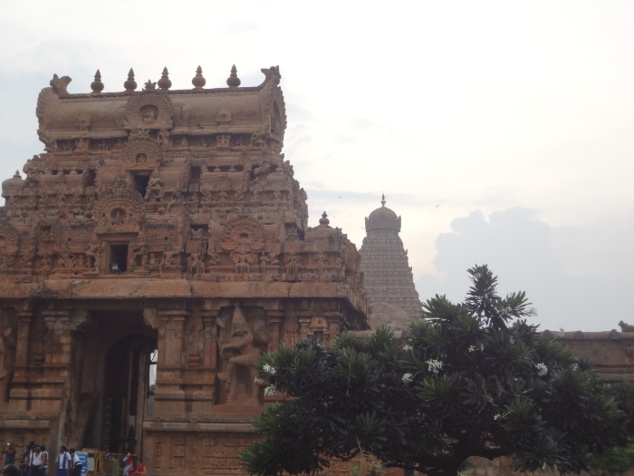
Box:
359;196;422;330
0;66;367;475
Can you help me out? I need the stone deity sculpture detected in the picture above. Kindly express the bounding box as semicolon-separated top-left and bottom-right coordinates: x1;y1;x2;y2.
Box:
219;305;267;404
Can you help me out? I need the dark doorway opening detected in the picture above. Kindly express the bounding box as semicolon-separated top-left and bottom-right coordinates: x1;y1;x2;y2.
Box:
133;173;150;198
102;335;154;454
109;244;128;274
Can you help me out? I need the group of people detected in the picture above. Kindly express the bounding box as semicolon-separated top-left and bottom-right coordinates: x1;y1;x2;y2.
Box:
2;444;147;476
1;443;82;476
53;447;82;476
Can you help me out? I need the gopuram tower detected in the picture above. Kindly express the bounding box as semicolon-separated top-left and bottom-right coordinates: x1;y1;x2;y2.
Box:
0;66;367;475
359;196;421;330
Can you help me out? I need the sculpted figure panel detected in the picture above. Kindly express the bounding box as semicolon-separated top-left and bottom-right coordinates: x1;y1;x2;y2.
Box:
218;304;268;405
124;93;174;131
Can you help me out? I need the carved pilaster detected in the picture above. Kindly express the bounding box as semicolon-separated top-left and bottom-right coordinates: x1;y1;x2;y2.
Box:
267;311;283;352
0;309;17;404
298;311;312;341
182;308;216;414
42;310;71;366
325;311;343;347
201;309;218;369
152;309;189;416
14;311;33;369
6;311;33;410
162;310;187;366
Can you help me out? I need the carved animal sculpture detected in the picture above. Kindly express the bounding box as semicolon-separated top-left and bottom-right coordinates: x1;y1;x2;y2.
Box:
50;74;72;97
619;321;634;332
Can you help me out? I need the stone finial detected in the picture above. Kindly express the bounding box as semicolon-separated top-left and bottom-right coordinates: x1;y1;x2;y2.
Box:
158;67;172;91
226;65;241;88
91;70;104;94
124;68;137;92
319;212;330;226
381;194;386;207
192;65;206;90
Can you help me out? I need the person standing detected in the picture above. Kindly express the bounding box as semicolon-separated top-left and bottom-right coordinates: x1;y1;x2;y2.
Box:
2;444;15;465
39;447;47;476
68;450;81;476
21;442;35;476
55;447;70;476
121;453;133;476
28;447;42;476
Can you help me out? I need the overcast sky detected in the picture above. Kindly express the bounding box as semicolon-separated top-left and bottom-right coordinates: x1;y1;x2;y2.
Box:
0;1;632;331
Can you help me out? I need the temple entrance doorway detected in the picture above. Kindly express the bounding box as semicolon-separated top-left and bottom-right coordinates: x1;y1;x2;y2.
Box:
102;334;155;455
79;310;157;455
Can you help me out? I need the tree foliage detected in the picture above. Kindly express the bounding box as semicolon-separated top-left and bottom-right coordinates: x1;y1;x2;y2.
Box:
241;265;632;476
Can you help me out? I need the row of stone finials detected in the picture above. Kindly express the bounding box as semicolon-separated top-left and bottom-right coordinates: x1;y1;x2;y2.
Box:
87;65;242;94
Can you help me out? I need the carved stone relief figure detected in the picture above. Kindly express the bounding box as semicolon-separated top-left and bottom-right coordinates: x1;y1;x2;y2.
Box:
206;251;221;268
230;251;254;274
259;252;278;275
111;207;126;225
86;241;102;273
187;252;205;277
218;304;268;404
145;175;164;201
285;254;299;276
314;253;328;277
132;234;148;270
158;130;170;149
0;253;14;273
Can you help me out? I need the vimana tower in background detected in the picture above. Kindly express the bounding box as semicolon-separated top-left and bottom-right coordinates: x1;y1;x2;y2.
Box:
359;195;422;331
0;66;368;475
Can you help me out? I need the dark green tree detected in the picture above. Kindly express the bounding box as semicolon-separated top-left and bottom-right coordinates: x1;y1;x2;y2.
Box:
241;265;631;476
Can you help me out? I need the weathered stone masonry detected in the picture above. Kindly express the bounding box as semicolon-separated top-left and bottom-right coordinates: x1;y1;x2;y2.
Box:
0;66;367;475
